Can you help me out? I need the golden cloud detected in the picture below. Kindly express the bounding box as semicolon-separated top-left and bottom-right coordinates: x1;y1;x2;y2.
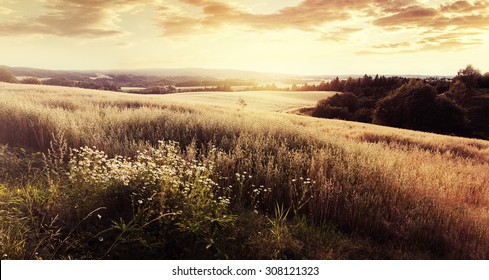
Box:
440;0;489;13
1;0;488;54
373;6;439;27
320;28;362;42
0;0;150;37
0;6;13;14
154;0;373;36
365;30;484;54
374;1;489;30
367;0;489;52
156;0;489;50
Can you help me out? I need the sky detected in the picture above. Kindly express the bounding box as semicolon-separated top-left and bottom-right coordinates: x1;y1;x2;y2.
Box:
0;0;488;76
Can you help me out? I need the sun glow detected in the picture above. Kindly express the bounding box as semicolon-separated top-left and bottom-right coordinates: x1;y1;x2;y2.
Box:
1;0;489;75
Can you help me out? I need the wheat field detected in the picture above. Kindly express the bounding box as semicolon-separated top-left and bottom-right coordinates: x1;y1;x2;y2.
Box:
1;82;488;259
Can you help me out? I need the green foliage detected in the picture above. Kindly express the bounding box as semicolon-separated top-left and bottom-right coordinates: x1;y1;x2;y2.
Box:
312;93;361;121
44;78;76;87
67;141;235;258
268;202;290;259
21;77;42;85
139;86;176;94
455;64;481;89
373;80;471;136
0;139;238;259
312;92;375;123
0;183;61;260
446;80;470;104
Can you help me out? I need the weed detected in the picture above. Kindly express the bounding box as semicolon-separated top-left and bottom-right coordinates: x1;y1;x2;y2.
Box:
268;202;290;259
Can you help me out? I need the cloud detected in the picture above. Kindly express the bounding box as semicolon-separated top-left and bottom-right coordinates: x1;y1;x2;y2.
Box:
363;31;484;54
155;0;375;36
367;0;489;52
372;41;413;49
417;32;484;51
154;0;428;36
1;0;488;54
320;28;362;42
373;6;439;27
0;0;150;38
155;0;489;50
0;6;13;14
440;0;489;13
375;0;419;13
117;42;134;48
373;1;489;30
151;0;489;55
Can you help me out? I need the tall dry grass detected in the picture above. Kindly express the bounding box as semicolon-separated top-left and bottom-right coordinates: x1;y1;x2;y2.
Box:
1;83;489;259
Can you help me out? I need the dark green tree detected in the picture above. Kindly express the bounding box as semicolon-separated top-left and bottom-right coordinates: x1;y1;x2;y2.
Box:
312;92;359;120
445;80;469;104
373;80;470;135
454;64;481;89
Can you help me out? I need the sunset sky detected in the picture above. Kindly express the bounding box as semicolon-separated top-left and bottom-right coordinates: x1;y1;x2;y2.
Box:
1;0;488;75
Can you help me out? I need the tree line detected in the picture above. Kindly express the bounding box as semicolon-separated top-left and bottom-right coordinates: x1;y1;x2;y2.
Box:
312;65;489;139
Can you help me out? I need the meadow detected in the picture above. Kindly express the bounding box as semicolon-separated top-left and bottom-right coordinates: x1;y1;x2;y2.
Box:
1;82;488;259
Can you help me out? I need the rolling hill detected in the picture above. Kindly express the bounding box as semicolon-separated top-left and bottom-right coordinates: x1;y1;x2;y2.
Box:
1;82;488;259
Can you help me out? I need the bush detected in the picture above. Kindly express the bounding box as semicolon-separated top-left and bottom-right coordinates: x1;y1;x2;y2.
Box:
445;80;469;104
432;96;472;135
312;104;350;120
44;78;76;87
21;77;42;85
373;80;470;135
352;108;373;123
65;141;235;258
139;86;176;94
312;93;359;120
454;65;481;89
326;92;359;112
67;141;233;219
0;68;17;83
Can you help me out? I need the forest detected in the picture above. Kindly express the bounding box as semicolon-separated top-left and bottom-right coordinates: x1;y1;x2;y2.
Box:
311;65;489;140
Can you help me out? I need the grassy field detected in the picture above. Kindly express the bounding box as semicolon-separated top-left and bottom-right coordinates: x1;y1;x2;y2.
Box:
156;90;336;113
1;82;489;259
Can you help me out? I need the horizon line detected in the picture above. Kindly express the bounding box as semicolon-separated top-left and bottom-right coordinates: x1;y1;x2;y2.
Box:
2;64;457;78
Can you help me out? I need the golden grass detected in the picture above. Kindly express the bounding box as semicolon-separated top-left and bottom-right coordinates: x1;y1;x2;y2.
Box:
1;82;489;259
152;90;337;112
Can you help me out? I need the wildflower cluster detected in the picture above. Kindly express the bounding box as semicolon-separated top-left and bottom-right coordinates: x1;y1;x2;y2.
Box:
250;184;272;214
68;141;235;246
290;177;315;215
68;142;179;189
165;156;235;238
233;171;271;214
234;171;251;203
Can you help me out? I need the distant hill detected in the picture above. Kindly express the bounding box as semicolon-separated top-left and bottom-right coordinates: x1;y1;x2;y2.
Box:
108;68;295;81
1;65;93;80
1;65;295;81
1;65;453;82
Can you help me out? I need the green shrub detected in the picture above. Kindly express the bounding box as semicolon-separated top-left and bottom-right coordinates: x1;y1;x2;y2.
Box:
21;77;42;85
373;80;470;136
65;141;235;258
312;93;359;120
